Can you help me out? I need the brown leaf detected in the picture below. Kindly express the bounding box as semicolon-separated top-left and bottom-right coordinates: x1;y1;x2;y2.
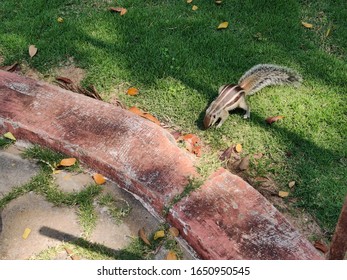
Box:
127;87;139;96
255;176;269;182
138;227;151;246
93;173;106;185
238;155;250;171
181;134;202;157
169;227;179;237
220;146;234;161
166;251;177;260
314;240;329;254
59;158;77;167
109;7;127;15
143;113;161;126
182;134;200;145
192;145;202;157
0;62;19;72
129;106;145;116
266;115;284;124
29;45;38;58
56;76;74;84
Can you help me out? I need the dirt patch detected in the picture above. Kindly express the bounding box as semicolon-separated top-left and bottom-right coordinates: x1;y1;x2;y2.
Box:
54;65;86;85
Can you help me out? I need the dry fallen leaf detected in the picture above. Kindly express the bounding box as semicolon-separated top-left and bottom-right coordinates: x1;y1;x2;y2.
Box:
166;251;178;260
143;113;161;126
56;76;73;84
238;155;250;171
192;5;198;11
127;87;139;96
22;228;31;239
29;45;38;58
219;146;234;161
57;17;64;23
266;115;284;125
278;191;289;198
215;0;223;4
0;62;19;72
302;21;313;29
93;173;106;185
288;181;296;188
186;0;193;3
3;132;16;141
109;7;127;16
128;106;144;116
169;227;179;237
139;227;151;246
181;134;202;157
153;230;165;240
314;240;329;254
217;21;229;29
59;158;77;167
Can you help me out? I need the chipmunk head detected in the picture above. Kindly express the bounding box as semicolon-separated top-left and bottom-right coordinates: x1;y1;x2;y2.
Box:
203;84;240;129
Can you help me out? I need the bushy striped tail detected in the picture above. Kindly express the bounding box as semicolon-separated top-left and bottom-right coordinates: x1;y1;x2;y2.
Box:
238;64;302;95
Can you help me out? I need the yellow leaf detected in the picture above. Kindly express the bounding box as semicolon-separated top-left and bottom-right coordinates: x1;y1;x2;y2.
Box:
154;230;165;240
29;45;38;58
22;228;31;239
59;158;77;167
192;5;198;11
139;227;151;246
127;87;139;96
302;21;313;29
235;143;242;153
3;132;16;141
288;181;296;188
93;173;106;185
57;17;64;23
279;191;289;198
187;0;193;3
53;170;61;174
166;251;177;260
217;21;229;29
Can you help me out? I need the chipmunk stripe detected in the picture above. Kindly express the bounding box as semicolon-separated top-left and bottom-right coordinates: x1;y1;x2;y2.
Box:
216;84;244;110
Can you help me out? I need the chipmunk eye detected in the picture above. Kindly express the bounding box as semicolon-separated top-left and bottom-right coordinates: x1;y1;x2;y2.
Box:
213;114;216;119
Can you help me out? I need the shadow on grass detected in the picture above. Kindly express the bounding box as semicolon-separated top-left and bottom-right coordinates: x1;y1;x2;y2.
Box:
39;226;144;260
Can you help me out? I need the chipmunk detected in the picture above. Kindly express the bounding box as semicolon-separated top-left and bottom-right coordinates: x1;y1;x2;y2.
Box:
203;64;302;129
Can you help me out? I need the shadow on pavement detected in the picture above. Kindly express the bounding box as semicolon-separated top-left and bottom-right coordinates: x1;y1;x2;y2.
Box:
39;226;144;260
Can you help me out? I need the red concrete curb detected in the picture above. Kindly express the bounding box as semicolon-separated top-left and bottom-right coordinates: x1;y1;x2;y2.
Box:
0;70;323;259
168;168;323;259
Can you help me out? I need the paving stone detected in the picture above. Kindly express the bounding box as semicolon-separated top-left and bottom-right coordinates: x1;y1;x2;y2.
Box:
0;192;81;259
54;171;94;193
0;148;39;198
168;168;323;260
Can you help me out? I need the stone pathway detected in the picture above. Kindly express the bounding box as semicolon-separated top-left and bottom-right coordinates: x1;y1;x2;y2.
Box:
0;143;195;260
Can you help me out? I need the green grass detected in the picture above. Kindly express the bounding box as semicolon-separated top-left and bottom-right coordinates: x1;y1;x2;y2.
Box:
1;0;346;235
